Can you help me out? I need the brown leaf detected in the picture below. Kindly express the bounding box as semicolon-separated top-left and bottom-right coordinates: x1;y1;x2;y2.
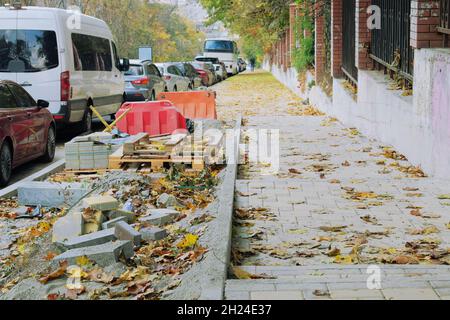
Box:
65;286;86;300
392;255;420;265
289;168;302;175
39;261;68;284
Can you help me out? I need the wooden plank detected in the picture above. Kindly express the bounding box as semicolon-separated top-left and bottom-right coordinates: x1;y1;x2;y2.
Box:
123;133;148;154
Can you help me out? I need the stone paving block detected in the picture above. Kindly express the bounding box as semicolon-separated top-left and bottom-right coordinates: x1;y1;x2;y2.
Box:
225;291;250;300
251;291;304;300
52;212;84;243
382;288;439;300
105;209;136;223
140;227;168;242
114;221;141;246
139;209;179;226
18;182;90;207
53;240;134;267
56;228;116;250
330;289;384;300
102;216;128;229
83;195;119;211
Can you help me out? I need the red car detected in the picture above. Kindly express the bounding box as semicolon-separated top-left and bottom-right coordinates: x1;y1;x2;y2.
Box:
0;81;56;187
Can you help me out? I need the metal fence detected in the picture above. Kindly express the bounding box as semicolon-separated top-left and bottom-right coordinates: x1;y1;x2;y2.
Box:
438;0;450;46
342;0;358;84
370;0;414;81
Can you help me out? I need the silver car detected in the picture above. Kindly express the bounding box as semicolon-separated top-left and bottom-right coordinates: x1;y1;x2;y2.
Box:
154;63;191;92
124;60;166;101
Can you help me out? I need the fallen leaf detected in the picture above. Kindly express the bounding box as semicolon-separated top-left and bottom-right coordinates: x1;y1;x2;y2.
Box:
177;233;199;249
39;261;68;284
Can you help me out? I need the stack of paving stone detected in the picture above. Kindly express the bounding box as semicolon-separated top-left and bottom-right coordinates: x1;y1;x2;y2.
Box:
51;195;179;267
65;132;123;170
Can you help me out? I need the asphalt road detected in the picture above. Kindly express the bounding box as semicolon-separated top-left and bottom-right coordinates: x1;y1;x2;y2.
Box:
4;118;109;187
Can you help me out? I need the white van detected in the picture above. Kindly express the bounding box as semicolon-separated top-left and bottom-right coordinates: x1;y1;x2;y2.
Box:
203;38;239;76
0;5;129;132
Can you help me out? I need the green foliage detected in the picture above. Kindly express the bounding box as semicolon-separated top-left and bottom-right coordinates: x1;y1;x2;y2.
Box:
292;37;314;73
200;0;290;61
17;0;204;61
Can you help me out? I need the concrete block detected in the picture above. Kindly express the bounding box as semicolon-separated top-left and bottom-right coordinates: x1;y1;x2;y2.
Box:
53;240;134;267
105;209;136;223
83;195;119;211
114;221;141;246
84;222;101;234
18;181;90;207
140;227;168;242
102;216;128;229
56;228;116;250
138;209;179;226
52;212;84;243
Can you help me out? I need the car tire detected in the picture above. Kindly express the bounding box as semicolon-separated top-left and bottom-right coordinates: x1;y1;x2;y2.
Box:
41;126;56;163
0;143;12;188
81;109;93;133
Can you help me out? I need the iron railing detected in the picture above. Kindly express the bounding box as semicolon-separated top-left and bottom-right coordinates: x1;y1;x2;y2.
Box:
342;0;358;84
370;0;414;81
438;0;450;46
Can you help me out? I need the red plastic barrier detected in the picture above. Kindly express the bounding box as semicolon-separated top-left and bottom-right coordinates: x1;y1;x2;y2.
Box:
115;101;187;136
157;91;217;120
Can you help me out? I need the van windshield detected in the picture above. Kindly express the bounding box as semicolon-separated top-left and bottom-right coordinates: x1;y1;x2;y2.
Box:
204;40;234;53
0;30;59;73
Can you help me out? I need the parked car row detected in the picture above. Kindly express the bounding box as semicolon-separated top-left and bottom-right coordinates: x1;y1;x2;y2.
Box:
0;5;247;187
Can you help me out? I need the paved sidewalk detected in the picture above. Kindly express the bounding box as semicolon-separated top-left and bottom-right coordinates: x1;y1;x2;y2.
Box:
215;71;450;300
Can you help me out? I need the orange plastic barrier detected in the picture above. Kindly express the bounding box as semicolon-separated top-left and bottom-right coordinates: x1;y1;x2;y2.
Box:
157;91;217;120
115;101;187;136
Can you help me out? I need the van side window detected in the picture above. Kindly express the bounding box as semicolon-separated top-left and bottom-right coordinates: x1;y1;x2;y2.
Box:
71;34;112;71
112;42;120;70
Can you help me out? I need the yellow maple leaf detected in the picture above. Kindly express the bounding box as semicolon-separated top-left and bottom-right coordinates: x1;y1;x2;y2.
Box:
177;233;198;249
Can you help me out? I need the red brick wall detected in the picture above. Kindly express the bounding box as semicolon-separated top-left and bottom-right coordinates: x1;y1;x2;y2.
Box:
356;0;373;70
315;0;326;82
331;0;343;77
411;0;445;48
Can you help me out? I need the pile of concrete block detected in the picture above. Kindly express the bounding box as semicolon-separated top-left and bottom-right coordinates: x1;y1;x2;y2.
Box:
65;133;121;170
51;196;171;267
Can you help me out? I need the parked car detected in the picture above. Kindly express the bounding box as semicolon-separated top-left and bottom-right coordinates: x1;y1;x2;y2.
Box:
155;63;191;92
215;62;228;81
190;62;213;87
193;59;218;84
0;80;56;187
175;62;203;89
238;58;247;72
0;5;130;133
124;60;166;101
195;56;223;81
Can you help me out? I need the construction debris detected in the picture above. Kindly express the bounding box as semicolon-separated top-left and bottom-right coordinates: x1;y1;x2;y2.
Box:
18;182;90;207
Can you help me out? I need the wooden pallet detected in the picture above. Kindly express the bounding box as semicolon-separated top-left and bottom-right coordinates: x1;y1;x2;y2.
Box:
109;132;224;171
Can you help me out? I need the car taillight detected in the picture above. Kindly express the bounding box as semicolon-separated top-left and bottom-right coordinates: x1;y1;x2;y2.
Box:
131;78;149;85
164;75;172;81
61;71;70;102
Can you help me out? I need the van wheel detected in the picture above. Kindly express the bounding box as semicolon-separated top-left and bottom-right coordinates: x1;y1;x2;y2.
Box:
0;143;12;188
81;110;93;133
41;126;56;163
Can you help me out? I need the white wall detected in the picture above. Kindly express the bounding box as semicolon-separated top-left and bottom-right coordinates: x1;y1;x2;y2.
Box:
264;48;450;178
